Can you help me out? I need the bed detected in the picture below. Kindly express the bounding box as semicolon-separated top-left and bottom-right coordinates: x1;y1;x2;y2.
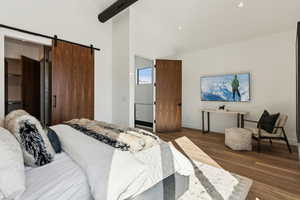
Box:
21;152;189;200
18;123;192;200
21;153;92;200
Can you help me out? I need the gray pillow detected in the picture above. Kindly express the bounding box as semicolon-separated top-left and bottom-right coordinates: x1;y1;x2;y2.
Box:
46;127;62;153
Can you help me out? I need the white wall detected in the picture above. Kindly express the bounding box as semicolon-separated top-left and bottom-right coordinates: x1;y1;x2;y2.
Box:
0;0;112;122
135;56;154;123
178;30;298;144
112;11;130;126
5;39;44;61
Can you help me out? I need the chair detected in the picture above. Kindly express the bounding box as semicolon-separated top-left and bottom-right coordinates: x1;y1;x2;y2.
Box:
244;114;292;153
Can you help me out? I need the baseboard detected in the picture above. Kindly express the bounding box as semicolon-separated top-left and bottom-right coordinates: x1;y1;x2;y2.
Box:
182;121;298;146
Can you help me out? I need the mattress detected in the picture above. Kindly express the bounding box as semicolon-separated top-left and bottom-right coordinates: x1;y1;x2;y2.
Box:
20;153;93;200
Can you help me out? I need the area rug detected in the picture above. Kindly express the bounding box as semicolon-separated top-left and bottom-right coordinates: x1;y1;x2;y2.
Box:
178;160;253;200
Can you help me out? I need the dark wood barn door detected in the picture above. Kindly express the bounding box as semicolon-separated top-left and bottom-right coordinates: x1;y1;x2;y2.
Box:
155;59;182;132
51;41;94;125
22;56;41;120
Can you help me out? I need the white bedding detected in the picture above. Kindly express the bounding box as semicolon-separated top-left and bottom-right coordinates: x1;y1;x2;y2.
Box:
51;124;193;200
21;153;92;200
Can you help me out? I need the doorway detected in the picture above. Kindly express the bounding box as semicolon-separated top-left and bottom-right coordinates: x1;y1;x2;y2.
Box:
134;56;154;130
4;37;52;126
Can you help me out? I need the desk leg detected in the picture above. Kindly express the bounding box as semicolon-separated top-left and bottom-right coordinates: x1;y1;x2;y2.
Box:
241;114;245;128
237;113;240;128
207;112;210;132
202;111;205;134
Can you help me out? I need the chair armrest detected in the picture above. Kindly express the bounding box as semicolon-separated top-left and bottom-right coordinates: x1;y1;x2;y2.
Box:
244;119;259;124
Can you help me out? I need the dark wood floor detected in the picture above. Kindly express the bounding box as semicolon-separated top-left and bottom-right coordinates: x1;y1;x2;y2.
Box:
158;128;300;200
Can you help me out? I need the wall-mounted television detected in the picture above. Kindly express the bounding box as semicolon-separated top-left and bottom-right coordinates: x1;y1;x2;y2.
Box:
200;73;251;102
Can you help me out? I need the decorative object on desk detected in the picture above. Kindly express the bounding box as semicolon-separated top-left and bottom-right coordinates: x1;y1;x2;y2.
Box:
218;105;226;110
200;73;250;102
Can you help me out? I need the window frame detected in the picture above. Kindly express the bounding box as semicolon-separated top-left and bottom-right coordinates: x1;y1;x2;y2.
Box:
136;67;153;85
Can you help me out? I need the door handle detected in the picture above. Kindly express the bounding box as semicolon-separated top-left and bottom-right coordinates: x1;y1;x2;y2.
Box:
53;95;57;108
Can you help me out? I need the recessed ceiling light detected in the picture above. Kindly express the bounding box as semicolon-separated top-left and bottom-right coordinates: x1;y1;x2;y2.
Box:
178;26;183;31
237;1;244;8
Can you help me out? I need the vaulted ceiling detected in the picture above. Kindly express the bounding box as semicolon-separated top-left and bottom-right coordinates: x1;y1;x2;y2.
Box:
131;0;300;54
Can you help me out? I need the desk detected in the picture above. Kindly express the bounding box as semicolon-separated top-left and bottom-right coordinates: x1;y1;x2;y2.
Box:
200;108;249;134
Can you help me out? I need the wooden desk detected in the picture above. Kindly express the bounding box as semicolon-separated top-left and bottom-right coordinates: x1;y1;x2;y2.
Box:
200;108;249;134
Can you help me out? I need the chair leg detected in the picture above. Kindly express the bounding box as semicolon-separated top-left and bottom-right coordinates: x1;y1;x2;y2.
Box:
282;128;292;153
257;138;261;152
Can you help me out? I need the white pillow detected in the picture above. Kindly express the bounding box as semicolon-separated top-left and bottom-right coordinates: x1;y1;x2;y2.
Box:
0;127;26;199
7;115;55;167
5;110;29;129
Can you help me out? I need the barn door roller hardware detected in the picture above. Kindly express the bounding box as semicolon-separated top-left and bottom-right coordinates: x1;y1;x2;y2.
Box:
98;0;139;23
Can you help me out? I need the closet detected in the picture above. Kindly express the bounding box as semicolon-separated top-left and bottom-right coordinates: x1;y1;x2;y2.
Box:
4;37;94;125
5;38;49;123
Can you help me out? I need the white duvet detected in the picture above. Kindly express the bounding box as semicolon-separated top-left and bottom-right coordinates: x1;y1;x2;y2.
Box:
51;125;193;200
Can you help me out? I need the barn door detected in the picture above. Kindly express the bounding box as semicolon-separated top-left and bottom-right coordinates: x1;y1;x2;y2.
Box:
155;59;182;132
22;56;41;120
51;41;94;125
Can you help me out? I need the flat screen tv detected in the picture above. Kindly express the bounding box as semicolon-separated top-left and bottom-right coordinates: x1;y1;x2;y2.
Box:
201;73;250;102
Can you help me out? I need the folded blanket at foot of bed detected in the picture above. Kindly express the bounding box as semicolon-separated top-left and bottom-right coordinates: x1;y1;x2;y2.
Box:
51;124;194;200
65;119;160;152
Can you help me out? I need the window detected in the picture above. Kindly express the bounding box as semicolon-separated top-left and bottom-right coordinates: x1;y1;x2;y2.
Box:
137;67;153;85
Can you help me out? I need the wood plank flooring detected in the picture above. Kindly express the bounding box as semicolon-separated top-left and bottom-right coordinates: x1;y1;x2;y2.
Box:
158;128;300;200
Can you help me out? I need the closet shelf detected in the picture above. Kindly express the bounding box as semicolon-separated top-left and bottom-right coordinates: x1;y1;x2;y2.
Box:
7;73;22;78
6;100;23;105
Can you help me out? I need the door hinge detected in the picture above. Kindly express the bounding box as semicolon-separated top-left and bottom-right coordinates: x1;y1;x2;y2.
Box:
154;120;156;123
154;83;156;87
154;101;156;105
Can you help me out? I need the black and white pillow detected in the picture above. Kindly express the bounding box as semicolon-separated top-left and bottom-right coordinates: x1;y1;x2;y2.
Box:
7;114;55;167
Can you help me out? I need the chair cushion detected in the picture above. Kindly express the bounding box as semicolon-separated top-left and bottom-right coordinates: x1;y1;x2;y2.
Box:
257;110;280;133
275;115;288;128
247;128;283;138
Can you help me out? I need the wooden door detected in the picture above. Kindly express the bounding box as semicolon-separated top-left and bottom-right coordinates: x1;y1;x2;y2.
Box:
22;56;41;120
51;41;94;125
72;45;94;119
155;59;182;132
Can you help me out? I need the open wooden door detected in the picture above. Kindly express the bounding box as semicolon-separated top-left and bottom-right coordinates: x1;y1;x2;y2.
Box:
22;56;41;120
155;59;182;132
51;41;94;125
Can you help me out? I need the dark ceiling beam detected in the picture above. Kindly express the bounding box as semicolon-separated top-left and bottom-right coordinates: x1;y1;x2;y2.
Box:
98;0;139;23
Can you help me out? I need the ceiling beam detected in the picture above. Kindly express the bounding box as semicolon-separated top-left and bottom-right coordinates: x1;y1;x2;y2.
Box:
98;0;139;23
